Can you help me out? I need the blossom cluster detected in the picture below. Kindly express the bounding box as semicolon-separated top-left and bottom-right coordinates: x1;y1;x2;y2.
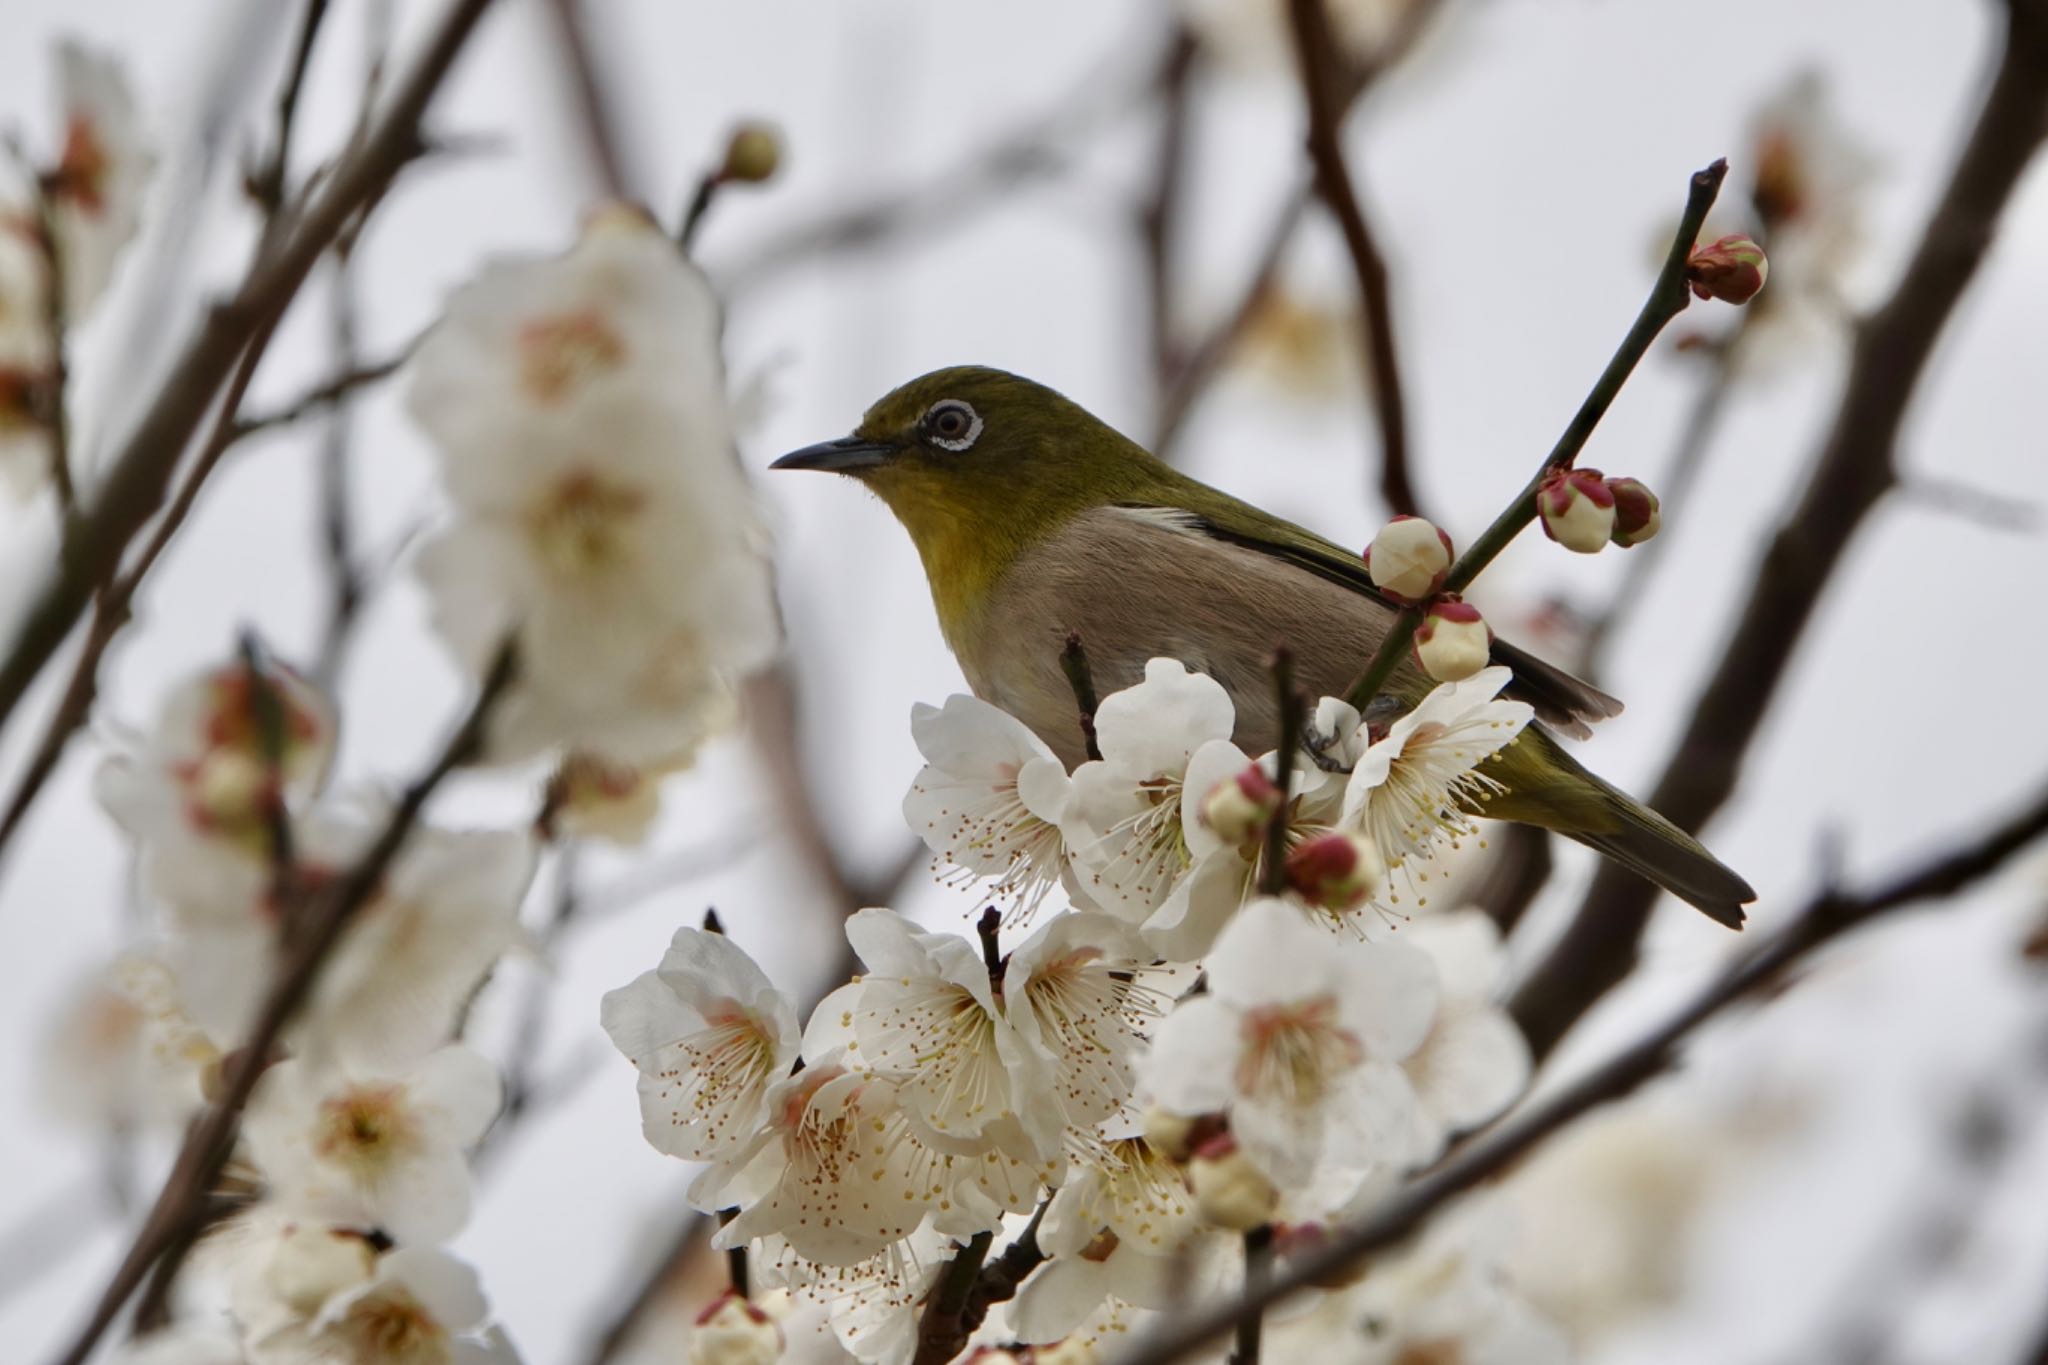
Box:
607;658;1558;1362
49;198;780;1363
0;39;151;498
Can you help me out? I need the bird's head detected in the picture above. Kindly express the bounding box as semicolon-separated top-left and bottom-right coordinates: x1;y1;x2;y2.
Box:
772;366;1156;540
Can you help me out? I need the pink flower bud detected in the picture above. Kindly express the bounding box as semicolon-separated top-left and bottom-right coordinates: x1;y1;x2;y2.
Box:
1189;1133;1279;1232
1284;831;1384;912
1364;515;1454;604
1537;468;1616;554
1605;476;1662;547
1686;234;1769;305
1413;598;1492;683
1200;763;1283;845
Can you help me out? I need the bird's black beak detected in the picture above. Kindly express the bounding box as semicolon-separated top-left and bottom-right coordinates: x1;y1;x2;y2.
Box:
770;436;895;473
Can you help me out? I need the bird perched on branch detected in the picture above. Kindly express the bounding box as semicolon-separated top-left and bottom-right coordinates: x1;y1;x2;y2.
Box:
774;366;1753;927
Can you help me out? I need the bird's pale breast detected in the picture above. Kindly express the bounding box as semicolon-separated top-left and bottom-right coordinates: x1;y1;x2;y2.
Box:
958;506;1401;767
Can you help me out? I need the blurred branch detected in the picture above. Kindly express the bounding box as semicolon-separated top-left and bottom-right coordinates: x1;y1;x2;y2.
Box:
1896;470;2042;533
246;0;332;222
1142;27;1201;398
0;0;499;750
1117;773;2048;1365
1285;0;1419;519
717;52;1149;292
1510;0;2048;1063
581;1212;710;1365
544;0;633;201
1152;0;1446;459
49;642;516;1365
1470;822;1554;936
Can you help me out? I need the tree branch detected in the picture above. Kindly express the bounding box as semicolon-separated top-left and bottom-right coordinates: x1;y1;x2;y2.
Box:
1510;0;2048;1062
1115;773;2048;1365
0;0;500;743
48;641;517;1365
1340;158;1728;711
1285;0;1418;518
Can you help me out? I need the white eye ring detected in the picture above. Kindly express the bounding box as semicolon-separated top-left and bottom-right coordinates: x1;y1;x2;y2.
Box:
923;399;983;452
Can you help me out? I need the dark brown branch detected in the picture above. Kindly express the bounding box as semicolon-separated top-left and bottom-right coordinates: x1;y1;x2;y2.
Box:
911;1231;996;1365
1116;774;2048;1365
0;0;499;744
1469;822;1554;936
1059;632;1103;763
1510;0;2048;1063
232;346;411;440
1285;0;1419;518
247;0;333;219
49;641;516;1365
1260;649;1301;896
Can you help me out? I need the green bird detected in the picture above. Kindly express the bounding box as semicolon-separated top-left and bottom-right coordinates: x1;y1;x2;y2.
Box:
774;366;1753;928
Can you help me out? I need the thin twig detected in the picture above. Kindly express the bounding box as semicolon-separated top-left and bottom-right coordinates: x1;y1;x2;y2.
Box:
1260;649;1300;896
0;0;500;745
1142;28;1201;397
1060;631;1103;762
1338;159;1728;712
543;0;632;200
1510;0;2048;1062
1285;0;1418;519
25;188;74;522
231;345;414;439
1116;774;2048;1365
48;641;516;1365
247;0;333;221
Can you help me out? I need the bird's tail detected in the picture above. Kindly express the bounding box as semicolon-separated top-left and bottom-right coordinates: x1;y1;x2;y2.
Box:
1487;728;1754;928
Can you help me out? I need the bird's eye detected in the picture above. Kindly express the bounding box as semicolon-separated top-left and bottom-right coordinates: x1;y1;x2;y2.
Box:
922;399;983;453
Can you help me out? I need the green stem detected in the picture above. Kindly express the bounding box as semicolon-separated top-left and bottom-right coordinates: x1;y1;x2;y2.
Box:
1340;158;1729;711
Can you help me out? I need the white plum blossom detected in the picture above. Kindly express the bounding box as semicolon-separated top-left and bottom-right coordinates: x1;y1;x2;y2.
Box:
1342;1198;1571;1365
1400;910;1531;1159
836;908;1055;1164
706;1057;933;1268
1064;658;1236;926
601;926;801;1164
38;954;208;1131
409;204;778;765
903;695;1080;921
548;749;690;846
688;1292;785;1365
245;1244;516;1365
1145;898;1436;1187
46;39;153;315
1337;667;1532;905
242;1045;502;1245
1002;913;1169;1143
1011;1137;1219;1344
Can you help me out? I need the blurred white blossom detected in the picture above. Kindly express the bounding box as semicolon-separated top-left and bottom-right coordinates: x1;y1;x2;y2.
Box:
243;1045;502;1245
408;205;778;765
45;38;152;314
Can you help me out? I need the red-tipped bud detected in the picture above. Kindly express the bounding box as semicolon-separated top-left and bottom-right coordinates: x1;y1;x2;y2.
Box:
1284;831;1384;912
1537;468;1617;554
1364;515;1454;604
719;122;783;184
1687;234;1769;304
1413;598;1492;682
1189;1132;1279;1232
1605;476;1662;547
1200;763;1283;845
691;1290;782;1365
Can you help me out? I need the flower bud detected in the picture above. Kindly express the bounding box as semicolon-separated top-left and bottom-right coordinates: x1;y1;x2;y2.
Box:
185;747;276;835
1605;477;1662;547
1537;468;1616;554
1189;1133;1279;1232
1364;515;1453;604
1284;831;1384;913
691;1292;783;1365
720;122;783;184
1686;234;1769;305
1200;763;1283;846
1413;599;1492;683
266;1226;375;1316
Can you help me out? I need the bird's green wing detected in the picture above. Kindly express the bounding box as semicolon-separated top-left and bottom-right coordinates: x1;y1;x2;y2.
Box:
1116;491;1622;737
